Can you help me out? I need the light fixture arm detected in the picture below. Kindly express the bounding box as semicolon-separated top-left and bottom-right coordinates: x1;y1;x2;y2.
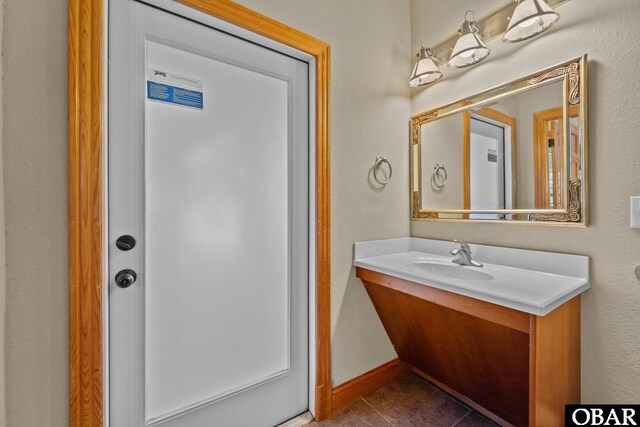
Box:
464;11;476;23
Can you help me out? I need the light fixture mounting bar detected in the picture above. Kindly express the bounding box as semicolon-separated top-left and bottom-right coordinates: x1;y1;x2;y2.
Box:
430;0;572;64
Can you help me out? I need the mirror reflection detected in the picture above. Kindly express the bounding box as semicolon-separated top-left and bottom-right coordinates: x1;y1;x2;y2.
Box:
411;56;586;224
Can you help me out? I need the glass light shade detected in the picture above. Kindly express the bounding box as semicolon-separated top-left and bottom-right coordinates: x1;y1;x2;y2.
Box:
503;0;559;43
448;20;490;68
409;47;443;87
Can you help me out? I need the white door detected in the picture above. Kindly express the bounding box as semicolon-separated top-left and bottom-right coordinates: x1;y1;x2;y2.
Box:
470;117;505;220
108;1;309;426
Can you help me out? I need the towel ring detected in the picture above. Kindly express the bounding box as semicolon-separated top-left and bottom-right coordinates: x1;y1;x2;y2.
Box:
433;164;447;189
373;156;392;185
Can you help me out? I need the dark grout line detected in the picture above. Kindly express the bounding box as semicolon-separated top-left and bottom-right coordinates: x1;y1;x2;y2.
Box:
360;397;394;427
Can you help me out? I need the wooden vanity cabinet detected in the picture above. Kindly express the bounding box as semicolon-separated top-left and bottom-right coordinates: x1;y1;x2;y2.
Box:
357;267;580;427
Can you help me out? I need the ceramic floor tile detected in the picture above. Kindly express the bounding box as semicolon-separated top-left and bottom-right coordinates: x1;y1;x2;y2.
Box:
362;373;470;427
453;411;500;427
312;398;391;426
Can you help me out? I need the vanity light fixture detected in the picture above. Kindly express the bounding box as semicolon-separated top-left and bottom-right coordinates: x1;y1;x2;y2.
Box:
503;0;560;42
448;11;491;68
409;45;443;87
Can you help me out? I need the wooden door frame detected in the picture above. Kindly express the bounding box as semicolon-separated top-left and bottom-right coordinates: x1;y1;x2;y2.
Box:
533;105;579;209
68;0;332;425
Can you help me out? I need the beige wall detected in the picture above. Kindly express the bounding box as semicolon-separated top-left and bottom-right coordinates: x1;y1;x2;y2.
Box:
411;0;640;402
0;0;6;425
3;0;69;425
232;0;412;385
420;114;464;208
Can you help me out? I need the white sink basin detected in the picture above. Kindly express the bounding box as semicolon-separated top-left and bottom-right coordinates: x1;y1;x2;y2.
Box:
353;237;590;316
407;261;493;281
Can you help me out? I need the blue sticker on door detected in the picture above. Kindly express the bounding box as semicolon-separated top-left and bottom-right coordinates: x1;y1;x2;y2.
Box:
147;68;204;110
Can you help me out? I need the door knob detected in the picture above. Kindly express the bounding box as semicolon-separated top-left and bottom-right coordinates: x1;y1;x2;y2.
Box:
115;269;137;288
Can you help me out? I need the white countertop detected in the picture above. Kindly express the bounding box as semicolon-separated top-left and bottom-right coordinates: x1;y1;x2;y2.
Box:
353;237;590;316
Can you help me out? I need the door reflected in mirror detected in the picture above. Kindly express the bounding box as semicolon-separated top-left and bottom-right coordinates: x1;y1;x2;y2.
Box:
533;105;581;209
465;107;517;220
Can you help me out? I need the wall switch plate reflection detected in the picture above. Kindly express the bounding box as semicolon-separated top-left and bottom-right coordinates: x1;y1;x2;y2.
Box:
631;196;640;228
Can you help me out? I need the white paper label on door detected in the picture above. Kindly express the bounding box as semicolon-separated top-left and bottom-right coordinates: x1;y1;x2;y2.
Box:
146;68;204;110
487;148;498;163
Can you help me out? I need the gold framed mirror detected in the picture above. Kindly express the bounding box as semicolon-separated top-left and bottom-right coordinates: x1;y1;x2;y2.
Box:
410;56;587;225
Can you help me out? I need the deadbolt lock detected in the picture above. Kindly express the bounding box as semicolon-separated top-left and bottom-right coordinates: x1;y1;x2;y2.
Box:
115;269;137;288
116;235;136;251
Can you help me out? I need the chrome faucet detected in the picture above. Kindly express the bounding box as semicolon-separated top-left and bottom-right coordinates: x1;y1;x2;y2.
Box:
450;240;483;267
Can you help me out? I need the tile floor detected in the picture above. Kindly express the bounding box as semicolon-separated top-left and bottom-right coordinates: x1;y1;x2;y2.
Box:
310;373;498;427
